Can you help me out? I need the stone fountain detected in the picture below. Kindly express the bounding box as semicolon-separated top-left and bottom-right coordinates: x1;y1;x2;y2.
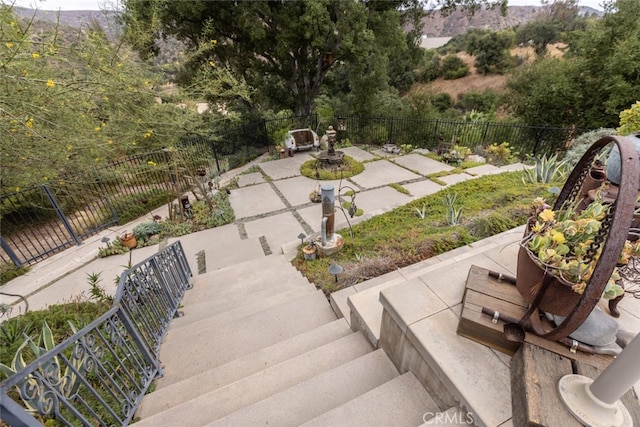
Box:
317;126;344;167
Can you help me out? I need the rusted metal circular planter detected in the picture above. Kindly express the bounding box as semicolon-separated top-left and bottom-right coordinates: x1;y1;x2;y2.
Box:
514;135;639;342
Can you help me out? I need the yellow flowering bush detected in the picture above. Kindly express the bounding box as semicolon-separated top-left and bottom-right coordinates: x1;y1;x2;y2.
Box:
525;197;639;300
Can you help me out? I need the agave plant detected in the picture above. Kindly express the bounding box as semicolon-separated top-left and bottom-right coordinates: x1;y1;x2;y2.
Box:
444;192;463;226
0;320;87;413
522;153;568;184
525;197;639;300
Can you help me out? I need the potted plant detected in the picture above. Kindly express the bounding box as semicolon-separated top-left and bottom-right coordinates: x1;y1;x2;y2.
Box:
120;231;137;249
302;241;317;260
517;197;639;316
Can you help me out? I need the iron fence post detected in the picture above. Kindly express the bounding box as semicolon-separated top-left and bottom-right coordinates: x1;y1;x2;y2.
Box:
41;184;82;245
533;127;547;156
0;235;23;268
0;393;42;427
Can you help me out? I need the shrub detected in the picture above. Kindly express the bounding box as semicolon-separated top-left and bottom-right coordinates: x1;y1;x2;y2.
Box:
132;221;162;241
1;263;29;284
485;142;518;166
441;55;469;80
562;128;615;169
433;93;453;112
300;156;364;180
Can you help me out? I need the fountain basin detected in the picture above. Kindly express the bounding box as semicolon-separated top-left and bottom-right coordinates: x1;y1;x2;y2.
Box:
315;233;344;257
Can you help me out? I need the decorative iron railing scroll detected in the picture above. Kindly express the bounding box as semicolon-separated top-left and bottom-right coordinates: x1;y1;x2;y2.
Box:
0;241;192;426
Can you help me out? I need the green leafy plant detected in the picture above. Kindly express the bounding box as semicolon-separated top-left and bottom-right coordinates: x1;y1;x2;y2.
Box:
522;153;567;184
86;272;113;304
618;101;640;136
400;144;413;154
440;145;471;164
485;142;518;166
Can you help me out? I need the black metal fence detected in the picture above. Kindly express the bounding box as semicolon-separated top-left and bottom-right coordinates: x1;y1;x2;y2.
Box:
0;241;192;426
0;113;582;269
332;115;587;156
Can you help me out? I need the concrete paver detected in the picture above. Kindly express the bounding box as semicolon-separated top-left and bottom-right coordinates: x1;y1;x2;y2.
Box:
438;173;473;186
350;186;411;217
258;152;312;180
229;182;287;219
402;179;444;198
392;154;454;176
271;176;322;207
243;211;307;254
464;164;501;176
237;172;266;187
337;146;378;162
348;160;422;189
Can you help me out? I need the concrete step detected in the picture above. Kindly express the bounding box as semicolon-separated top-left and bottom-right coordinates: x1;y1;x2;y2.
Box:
329;270;406;323
194;255;291;287
205;349;399;427
166;286;325;344
170;279;315;331
346;273;409;347
379;281;513;427
183;264;304;305
158;289;337;385
147;318;352;399
301;371;438;427
136;333;373;426
197;253;289;283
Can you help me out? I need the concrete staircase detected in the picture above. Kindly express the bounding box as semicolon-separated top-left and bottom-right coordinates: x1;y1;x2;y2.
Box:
134;253;450;426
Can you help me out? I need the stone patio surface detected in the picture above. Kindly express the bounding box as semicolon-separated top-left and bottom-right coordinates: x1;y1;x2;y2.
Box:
0;148;572;324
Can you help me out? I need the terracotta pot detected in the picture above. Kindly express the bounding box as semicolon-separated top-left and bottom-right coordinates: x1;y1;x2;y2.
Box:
302;245;317;260
121;233;137;249
516;219;580;316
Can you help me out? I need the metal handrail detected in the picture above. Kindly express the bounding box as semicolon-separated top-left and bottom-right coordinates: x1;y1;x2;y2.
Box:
0;241;192;426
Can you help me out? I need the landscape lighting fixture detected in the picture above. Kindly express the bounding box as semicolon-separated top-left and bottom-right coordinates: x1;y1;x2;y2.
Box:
328;263;343;283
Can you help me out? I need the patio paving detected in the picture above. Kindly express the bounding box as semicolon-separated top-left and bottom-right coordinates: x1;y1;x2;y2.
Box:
337;146;378;162
229;182;287;219
464;164;501;176
272;176;335;208
348;160;422;189
401;180;444;198
438;173;473;186
243;211;307;254
350;186;411;217
237;172;266;187
258;152;312;180
391;154;454;176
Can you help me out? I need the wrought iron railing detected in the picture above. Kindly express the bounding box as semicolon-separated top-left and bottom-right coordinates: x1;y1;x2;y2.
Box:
0;241;192;426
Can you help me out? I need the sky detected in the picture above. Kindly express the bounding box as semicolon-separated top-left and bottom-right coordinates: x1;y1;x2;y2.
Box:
8;0;605;11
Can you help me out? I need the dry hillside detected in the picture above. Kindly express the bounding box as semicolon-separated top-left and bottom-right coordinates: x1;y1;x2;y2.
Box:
412;43;567;102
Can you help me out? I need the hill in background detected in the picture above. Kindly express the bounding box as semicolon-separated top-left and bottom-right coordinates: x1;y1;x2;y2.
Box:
13;4;602;39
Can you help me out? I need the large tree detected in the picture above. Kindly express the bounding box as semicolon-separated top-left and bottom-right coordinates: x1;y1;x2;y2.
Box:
121;0;507;117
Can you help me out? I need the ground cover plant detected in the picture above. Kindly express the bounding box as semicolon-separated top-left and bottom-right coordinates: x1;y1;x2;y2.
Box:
293;170;557;294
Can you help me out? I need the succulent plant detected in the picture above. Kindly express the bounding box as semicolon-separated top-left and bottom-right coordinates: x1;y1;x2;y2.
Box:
525;197;638;300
